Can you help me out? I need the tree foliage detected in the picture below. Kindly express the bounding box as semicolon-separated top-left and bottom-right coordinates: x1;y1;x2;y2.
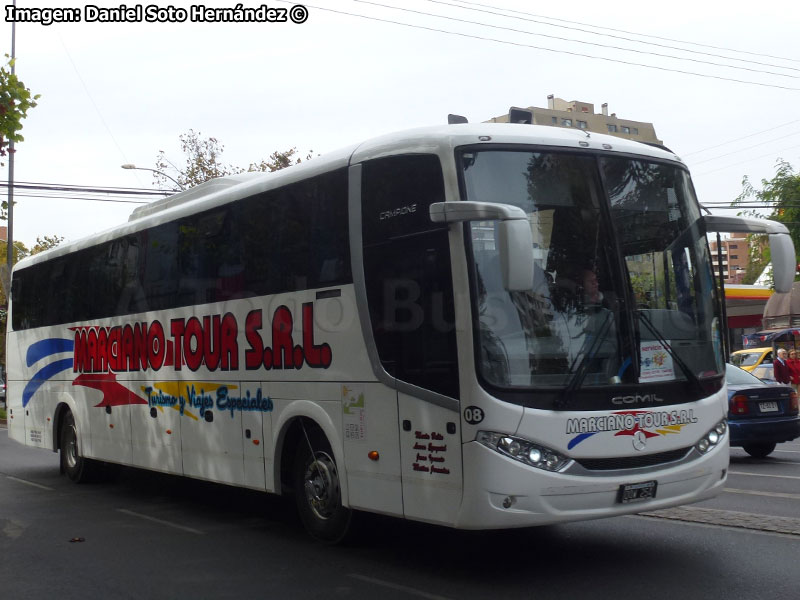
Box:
733;159;800;285
1;54;40;222
0;54;40;162
30;234;65;256
154;129;313;190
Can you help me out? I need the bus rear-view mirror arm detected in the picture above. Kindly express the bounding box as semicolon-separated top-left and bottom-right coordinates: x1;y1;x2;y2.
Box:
430;201;534;291
703;215;796;293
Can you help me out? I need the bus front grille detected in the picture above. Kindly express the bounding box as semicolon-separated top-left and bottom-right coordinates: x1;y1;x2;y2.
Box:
574;447;693;471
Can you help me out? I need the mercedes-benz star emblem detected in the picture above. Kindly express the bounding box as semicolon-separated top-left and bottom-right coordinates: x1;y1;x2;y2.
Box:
632;430;648;451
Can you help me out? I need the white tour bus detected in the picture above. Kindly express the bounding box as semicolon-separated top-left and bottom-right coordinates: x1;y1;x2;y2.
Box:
6;123;795;541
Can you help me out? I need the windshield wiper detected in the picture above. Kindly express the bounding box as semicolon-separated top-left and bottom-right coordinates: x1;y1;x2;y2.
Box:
637;310;703;392
557;310;614;408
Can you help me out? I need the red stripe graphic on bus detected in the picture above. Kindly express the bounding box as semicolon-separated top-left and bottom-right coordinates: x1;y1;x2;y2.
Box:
72;373;148;407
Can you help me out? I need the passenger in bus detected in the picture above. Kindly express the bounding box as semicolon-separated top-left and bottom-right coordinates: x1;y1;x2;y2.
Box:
581;268;603;307
553;266;607;313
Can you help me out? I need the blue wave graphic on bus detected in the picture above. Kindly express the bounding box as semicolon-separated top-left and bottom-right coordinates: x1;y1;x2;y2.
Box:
22;338;75;407
27;338;75;367
568;432;597;449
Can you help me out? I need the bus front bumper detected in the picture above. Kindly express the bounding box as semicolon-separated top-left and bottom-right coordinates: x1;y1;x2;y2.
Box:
455;440;728;529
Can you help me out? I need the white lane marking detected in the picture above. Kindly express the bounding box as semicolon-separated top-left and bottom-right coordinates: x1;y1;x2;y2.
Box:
731;456;800;467
6;476;55;491
729;470;800;481
630;515;800;540
725;487;800;501
731;459;800;466
348;574;454;600
117;508;204;535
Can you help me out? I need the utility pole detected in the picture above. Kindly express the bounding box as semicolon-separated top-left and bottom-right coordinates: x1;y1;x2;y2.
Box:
6;0;17;276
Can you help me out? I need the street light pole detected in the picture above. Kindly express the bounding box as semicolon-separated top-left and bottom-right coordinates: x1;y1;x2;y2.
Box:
121;164;184;191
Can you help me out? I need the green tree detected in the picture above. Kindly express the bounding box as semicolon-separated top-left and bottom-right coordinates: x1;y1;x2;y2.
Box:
30;234;64;255
247;147;314;173
733;159;800;285
1;54;40;220
0;55;39;158
154;130;312;189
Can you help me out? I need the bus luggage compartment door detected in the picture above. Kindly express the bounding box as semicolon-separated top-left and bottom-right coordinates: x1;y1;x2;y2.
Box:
398;392;463;526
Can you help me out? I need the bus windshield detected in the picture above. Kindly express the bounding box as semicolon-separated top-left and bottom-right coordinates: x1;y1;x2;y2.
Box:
460;148;724;397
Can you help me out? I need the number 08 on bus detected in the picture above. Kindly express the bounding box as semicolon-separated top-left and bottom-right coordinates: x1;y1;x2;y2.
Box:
6;122;795;541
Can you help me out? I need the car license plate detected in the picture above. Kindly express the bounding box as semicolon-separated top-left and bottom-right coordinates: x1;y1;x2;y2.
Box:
617;480;657;504
759;401;779;412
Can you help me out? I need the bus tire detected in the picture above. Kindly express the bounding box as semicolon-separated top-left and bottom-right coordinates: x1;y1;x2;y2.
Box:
60;410;96;483
742;442;776;459
293;428;352;543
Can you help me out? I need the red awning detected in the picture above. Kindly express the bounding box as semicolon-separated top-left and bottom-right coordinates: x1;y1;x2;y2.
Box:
728;314;765;329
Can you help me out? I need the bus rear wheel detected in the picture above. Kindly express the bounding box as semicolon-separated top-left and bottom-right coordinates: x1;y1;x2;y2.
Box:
60;411;97;483
293;429;352;543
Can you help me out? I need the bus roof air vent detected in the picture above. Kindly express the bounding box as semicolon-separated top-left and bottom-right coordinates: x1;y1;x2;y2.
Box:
448;114;468;124
128;173;258;221
508;107;533;124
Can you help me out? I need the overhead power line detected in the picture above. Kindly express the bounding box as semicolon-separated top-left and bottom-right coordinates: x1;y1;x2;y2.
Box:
442;0;800;65
286;1;800;91
703;203;800;208
694;143;800;176
1;181;170;196
7;193;148;204
0;180;169;205
57;34;133;168
684;120;800;156
689;129;800;166
357;0;799;80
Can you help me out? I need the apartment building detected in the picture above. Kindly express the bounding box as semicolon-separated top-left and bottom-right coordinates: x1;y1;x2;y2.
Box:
487;95;663;145
709;234;751;284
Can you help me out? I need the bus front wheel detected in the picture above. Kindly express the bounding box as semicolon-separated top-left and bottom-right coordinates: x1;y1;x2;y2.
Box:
293;428;352;543
60;411;96;483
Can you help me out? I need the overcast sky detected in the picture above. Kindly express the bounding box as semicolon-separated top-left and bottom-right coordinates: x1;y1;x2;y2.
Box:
3;0;799;246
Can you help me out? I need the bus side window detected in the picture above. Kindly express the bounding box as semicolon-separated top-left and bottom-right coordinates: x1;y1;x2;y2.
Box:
116;235;148;314
361;154;459;399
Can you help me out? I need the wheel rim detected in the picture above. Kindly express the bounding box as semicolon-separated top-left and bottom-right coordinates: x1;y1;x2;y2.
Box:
64;424;78;470
303;451;340;521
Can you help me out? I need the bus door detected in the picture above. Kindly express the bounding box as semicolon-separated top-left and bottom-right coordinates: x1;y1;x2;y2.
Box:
358;155;464;525
397;394;463;524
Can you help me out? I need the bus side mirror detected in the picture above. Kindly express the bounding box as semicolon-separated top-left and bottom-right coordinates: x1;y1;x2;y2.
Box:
430;201;534;291
768;234;796;293
703;215;796;293
497;219;535;291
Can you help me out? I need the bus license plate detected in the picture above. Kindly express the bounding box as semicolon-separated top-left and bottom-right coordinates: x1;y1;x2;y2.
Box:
618;480;657;504
759;401;779;412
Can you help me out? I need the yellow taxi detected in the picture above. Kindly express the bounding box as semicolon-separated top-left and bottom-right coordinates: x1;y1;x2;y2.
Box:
730;347;773;372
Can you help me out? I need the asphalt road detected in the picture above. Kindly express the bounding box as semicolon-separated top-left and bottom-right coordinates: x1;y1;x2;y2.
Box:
1;428;799;600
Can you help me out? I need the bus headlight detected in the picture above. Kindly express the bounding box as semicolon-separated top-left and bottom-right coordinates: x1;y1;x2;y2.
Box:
695;419;727;454
477;431;572;472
